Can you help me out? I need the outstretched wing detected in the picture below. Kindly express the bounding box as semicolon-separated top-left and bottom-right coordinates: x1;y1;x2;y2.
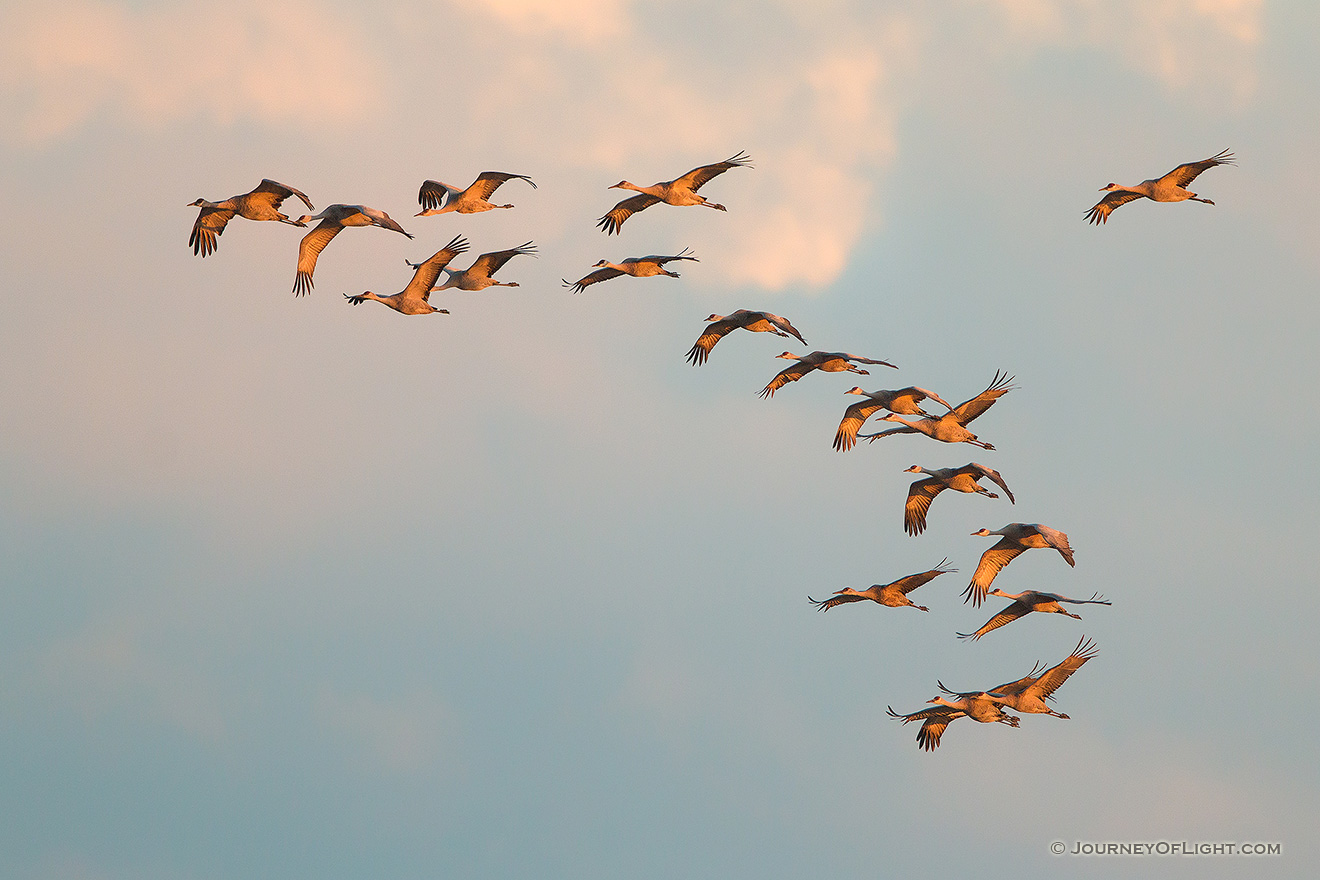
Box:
650;248;699;266
1031;523;1075;566
887;560;955;595
1164;149;1234;188
952;371;1015;424
672;150;753;192
468;171;536;201
963;537;1026;606
904;478;947;536
562;267;624;293
1023;637;1097;701
758;360;814;399
402;235;471;300
833;398;888;451
806;593;868;612
686;318;739;366
292;219;343;296
251;178;314;212
956;599;1032;641
840;353;898;369
418;180;461;211
468;241;536;280
189;207;234;257
763;313;806;345
964;462;1014;504
597;193;661;235
1085;190;1144;225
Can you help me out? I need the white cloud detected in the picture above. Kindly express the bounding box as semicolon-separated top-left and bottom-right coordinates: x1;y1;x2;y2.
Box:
0;0;380;144
453;0;630;42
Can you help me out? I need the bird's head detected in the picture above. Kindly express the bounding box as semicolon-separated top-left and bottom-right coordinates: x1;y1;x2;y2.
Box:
294;214;315;224
774;351;799;360
188;198;207;207
971;528;994;537
609;180;632;190
1099;183;1120;192
592;259;609;268
844;386;866;395
903;464;923;473
703;314;723;322
987;588;1009;598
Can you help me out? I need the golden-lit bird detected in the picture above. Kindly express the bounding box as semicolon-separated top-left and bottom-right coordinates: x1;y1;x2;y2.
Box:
807;560;955;613
597;151;752;234
1085;149;1234;224
562;249;698;293
419;242;536;291
415;172;536;216
291;204;413;296
902;463;1014;536
343;235;469;315
940;637;1098;718
860;371;1014;450
887;693;1019;751
957;590;1109;640
759;351;897;399
964;522;1074;607
685;310;806;365
833;387;955;451
188;179;315;257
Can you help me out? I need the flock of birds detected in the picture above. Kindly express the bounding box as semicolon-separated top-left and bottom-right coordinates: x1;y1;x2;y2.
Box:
187;148;1236;751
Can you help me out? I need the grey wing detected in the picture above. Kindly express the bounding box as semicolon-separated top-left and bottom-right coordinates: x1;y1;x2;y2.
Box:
469;171;536;200
1085;190;1144;225
254;178;314;211
1031;523;1074;566
956;600;1032;640
806;593;868;612
189;207;234;257
562;267;624;293
468;241;536;279
963;538;1026;606
597;193;661;235
1166;149;1234;188
418;180;458;211
967;462;1014;503
840;353;898;369
674;150;753;191
888;560;955;594
292;219;343;295
765;313;807;345
909;386;955;411
953;371;1015;424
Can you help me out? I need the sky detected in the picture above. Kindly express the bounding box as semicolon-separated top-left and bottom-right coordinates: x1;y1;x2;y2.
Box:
2;0;1318;877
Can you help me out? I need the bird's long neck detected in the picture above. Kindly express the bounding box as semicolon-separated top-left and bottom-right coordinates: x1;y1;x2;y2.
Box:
622;181;661;196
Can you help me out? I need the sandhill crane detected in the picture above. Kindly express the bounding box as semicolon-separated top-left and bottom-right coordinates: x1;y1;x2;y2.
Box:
1085;149;1234;224
188;179;315;257
940;637;1098;718
887;694;1019;751
808;560;955;613
833;387;955;452
597;151;752;234
415;172;536;216
419;242;536;291
291;205;412;296
964;522;1074;607
860;371;1014;450
902;463;1014;536
685;310;806;365
758;351;897;399
562;249;698;293
957;590;1109;640
342;235;469;315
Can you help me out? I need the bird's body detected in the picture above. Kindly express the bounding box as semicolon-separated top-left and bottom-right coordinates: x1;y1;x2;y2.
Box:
292;204;413;296
426;242;536;291
415;172;535;216
759;351;898;399
686;310;806;365
562;250;697;292
964;522;1075;607
902;463;1014;535
887;694;1019;751
832;386;955;451
807;560;954;613
343;235;468;315
597;151;752;234
1085;149;1234;224
958;590;1109;640
188;179;314;257
861;371;1014;450
942;637;1098;718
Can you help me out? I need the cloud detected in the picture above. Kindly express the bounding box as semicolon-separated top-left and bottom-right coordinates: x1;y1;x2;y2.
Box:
453;0;629;42
0;0;380;144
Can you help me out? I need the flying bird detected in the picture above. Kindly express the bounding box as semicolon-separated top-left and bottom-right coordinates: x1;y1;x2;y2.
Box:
343;235;469;315
1085;149;1234;225
562;250;698;293
685;310;806;365
860;371;1014;450
418;241;536;291
807;560;955;613
964;522;1074;607
957;590;1109;640
597;151;752;234
940;637;1098;719
291;204;412;296
887;694;1019;752
416;172;536;216
187;179;315;257
902;463;1014;536
758;351;898;399
833;387;955;451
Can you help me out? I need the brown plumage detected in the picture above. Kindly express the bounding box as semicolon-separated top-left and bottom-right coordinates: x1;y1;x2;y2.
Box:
343;235;469;315
759;351;898;399
941;637;1098;718
832;387;954;452
902;463;1014;536
685;310;806;365
416;172;535;216
426;242;536;291
964;522;1075;607
562;249;698;292
860;371;1014;450
887;694;1019;751
188;179;314;257
1085;149;1234;224
957;590;1109;640
291;204;413;296
807;560;955;613
597;151;752;234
